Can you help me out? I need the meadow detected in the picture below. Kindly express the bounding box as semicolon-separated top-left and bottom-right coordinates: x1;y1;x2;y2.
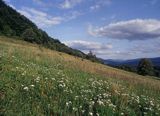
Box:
0;36;160;116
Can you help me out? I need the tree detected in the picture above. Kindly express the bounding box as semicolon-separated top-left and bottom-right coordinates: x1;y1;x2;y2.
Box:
2;25;15;36
86;51;101;62
137;58;154;76
21;28;37;43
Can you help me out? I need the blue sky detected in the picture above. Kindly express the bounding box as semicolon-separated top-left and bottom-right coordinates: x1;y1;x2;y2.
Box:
4;0;160;59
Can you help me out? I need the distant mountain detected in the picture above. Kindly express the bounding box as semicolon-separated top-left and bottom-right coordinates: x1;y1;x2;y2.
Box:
0;0;101;63
103;57;160;67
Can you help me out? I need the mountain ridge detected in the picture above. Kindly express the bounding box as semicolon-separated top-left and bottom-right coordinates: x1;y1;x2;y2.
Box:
103;57;160;67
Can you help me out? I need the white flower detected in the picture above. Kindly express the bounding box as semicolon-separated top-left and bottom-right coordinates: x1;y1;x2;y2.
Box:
73;107;77;111
150;101;154;106
96;113;99;116
79;106;82;109
30;85;35;87
121;112;124;115
91;101;95;105
52;78;55;80
23;87;29;91
35;76;40;82
144;112;147;115
97;100;104;105
82;110;85;113
89;112;93;116
66;102;69;106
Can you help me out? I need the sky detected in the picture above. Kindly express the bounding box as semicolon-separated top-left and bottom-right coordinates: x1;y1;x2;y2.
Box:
4;0;160;59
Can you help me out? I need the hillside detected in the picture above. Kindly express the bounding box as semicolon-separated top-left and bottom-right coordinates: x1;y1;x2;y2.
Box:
0;0;101;63
1;36;160;115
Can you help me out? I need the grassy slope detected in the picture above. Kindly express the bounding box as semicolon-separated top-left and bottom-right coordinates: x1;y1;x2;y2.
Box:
0;36;160;115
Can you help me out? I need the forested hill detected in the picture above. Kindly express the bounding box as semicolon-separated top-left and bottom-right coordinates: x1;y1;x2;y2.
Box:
0;0;101;63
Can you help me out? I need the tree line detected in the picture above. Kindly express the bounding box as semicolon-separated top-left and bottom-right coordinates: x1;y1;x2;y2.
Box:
113;58;160;78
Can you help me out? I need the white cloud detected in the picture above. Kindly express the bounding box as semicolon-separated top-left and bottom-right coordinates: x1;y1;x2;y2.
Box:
64;11;82;21
88;19;160;40
8;4;16;9
18;7;63;28
64;40;112;54
60;0;82;9
17;6;82;28
90;5;100;10
32;0;54;9
3;0;11;3
90;0;111;11
64;40;136;59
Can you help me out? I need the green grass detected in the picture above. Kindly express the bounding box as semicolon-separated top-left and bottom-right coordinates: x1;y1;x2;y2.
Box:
0;36;160;116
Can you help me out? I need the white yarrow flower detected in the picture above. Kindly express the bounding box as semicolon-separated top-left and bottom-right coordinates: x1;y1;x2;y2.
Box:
30;85;35;87
23;87;29;91
89;112;93;116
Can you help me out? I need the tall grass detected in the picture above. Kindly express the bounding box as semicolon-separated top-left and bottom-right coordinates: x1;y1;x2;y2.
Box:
0;36;160;115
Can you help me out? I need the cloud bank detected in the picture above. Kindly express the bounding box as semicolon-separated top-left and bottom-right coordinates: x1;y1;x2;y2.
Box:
89;19;160;40
65;40;112;51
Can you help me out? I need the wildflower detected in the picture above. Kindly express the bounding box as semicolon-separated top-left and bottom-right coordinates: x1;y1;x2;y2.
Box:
82;110;85;113
150;100;154;106
89;112;93;116
73;107;77;111
35;76;40;82
30;85;35;87
66;102;69;107
59;84;63;87
96;113;99;116
22;71;26;76
149;107;152;111
144;112;147;115
121;112;124;115
75;96;79;100
97;100;104;105
52;78;55;80
89;101;95;105
23;87;29;91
